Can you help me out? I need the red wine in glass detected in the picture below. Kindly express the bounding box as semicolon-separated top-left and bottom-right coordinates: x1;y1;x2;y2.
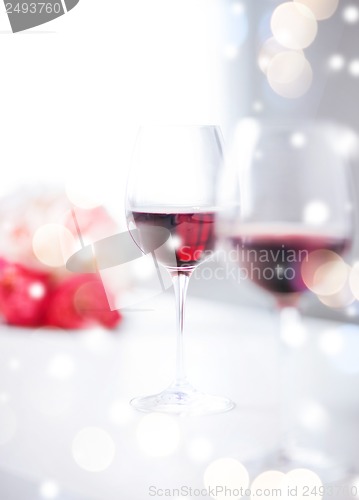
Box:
131;210;216;269
231;232;349;301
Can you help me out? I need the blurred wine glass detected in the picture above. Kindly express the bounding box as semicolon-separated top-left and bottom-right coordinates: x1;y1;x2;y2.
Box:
126;125;235;415
218;118;354;475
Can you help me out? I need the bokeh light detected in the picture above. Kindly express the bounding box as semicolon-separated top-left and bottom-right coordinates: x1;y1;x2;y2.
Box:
39;480;60;499
303;201;330;225
136;413;181;457
294;0;339;20
28;282;46;299
130;253;157;281
332;127;359;160
267;51;313;98
284;469;323;499
231;1;244;15
317;282;354;308
252;100;264;113
290;132;307;148
313;260;349;296
318;264;355;308
327;54;345;72
318;328;344;356
32;223;77;268
47;354;75;381
342;5;359;24
223;44;239;60
281;321;307;348
258;37;304;74
187;437;213;463
348;59;359;78
298;401;329;431
251;470;286;499
72;427;116;472
203;458;249;500
271;2;318;50
301;250;348;296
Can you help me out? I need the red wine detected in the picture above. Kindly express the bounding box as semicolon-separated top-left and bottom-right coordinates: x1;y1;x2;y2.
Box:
231;233;349;297
131;210;216;269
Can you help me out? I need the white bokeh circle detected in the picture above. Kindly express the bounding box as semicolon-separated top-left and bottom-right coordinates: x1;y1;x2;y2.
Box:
258;37;304;74
251;470;286;499
203;458;249;500
271;2;318;50
72;427;116;472
39;480;60;499
294;0;339;20
267;51;313;98
32;223;76;267
283;468;323;499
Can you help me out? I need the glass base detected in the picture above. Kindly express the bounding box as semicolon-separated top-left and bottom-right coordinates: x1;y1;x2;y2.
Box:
130;382;235;416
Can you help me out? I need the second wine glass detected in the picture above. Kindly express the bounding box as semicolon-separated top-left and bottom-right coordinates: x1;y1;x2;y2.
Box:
218;118;353;475
126;125;235;415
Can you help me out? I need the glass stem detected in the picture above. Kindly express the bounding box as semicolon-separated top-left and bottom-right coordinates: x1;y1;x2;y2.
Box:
170;270;192;388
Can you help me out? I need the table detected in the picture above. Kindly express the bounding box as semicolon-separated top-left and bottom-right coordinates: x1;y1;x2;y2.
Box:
0;293;358;499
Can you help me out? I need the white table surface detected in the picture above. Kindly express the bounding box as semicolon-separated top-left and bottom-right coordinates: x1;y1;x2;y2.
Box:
0;293;358;500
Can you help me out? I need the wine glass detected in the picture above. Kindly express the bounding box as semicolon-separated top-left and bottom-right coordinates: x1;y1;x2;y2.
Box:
126;125;235;415
218;118;353;474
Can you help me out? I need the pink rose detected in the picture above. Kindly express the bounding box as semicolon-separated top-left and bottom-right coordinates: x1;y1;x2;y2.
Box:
0;260;51;327
45;274;122;329
0;187;124;330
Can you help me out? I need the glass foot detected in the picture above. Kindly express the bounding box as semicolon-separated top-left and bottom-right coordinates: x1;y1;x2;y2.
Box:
130;382;235;416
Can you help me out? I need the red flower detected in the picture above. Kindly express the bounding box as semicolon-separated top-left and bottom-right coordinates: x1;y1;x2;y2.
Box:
0;259;121;330
0;187;125;331
45;274;122;330
0;261;51;327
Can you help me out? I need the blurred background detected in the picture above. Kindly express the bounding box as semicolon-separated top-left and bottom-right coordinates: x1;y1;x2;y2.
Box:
0;0;358;320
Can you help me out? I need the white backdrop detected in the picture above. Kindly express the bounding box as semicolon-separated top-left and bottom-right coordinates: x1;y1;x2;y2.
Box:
0;0;235;223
